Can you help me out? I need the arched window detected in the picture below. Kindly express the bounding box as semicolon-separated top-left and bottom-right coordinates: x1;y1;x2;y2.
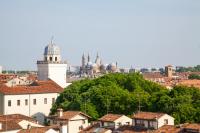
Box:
50;57;52;61
55;57;57;61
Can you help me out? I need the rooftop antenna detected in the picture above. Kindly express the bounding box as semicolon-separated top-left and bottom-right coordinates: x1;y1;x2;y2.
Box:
50;36;54;44
137;93;143;112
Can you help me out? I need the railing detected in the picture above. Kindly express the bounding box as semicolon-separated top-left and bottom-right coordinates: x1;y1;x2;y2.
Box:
37;61;67;64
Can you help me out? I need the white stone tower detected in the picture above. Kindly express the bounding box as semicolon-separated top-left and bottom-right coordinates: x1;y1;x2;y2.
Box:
37;41;68;88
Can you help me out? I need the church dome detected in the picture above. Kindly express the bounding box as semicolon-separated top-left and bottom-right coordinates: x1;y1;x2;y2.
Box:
107;63;117;72
44;44;61;55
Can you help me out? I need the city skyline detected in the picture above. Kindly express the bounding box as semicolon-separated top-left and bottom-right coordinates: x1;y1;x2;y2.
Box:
1;0;200;70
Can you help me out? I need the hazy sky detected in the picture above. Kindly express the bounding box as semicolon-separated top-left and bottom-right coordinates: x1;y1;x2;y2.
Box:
0;0;200;70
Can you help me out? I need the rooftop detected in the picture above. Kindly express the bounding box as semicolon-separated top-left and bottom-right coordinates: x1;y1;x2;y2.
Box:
0;80;63;95
99;114;124;122
48;111;91;121
132;112;165;120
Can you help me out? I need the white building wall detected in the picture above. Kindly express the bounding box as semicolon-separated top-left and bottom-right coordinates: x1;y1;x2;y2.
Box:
0;66;2;74
68;115;89;133
37;63;67;88
114;115;132;129
157;114;174;128
3;93;59;123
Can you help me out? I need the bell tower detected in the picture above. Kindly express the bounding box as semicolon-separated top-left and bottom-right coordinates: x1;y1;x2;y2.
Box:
37;41;68;88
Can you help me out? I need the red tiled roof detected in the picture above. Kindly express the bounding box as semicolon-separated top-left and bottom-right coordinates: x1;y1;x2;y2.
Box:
154;125;181;133
0;80;63;95
132;112;165;120
18;125;59;133
49;111;91;121
0;114;38;132
0;120;21;132
177;79;200;88
117;125;148;133
99;114;124;122
0;114;37;123
143;72;164;79
0;74;17;84
183;123;200;131
80;123;110;133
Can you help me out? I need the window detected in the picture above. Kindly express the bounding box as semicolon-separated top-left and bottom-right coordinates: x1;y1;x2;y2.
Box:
55;57;57;61
50;57;52;61
52;98;55;104
79;126;83;130
126;122;130;125
164;119;168;125
25;99;28;106
8;100;11;107
17;100;20;106
33;99;36;105
82;120;85;124
117;122;122;126
44;98;47;104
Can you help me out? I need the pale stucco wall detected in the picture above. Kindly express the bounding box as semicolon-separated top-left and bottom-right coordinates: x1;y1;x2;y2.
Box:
37;63;67;88
114;115;132;129
158;114;174;128
3;93;59;123
68;114;89;133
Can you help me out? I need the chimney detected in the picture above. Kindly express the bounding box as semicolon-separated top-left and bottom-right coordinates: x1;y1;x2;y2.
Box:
0;122;2;130
57;108;63;117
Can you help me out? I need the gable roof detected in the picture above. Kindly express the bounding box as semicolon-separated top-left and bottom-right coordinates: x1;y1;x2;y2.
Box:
154;125;181;133
49;111;91;121
132;112;165;120
0;114;37;123
0;114;38;132
0;80;63;95
18;125;59;133
183;123;200;131
99;114;124;122
0;120;21;132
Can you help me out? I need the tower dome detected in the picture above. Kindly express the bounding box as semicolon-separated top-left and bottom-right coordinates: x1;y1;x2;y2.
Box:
44;44;61;56
43;43;61;62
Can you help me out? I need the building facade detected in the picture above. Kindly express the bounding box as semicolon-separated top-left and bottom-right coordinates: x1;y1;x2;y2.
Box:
132;112;174;130
48;109;91;133
0;80;63;123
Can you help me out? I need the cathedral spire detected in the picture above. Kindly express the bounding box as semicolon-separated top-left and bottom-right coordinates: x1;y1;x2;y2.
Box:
82;53;86;67
87;53;90;62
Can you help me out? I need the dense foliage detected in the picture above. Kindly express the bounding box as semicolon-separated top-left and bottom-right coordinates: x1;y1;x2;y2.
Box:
188;74;200;80
51;73;200;124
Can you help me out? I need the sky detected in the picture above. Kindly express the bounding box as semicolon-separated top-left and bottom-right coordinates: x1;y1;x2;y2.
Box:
0;0;200;70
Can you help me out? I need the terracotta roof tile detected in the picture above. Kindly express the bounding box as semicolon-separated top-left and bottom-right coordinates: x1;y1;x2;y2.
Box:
0;114;37;123
49;111;91;121
80;123;110;133
0;80;63;95
0;114;38;132
177;79;200;88
99;114;124;122
0;120;21;132
183;123;200;131
18;125;59;133
117;125;149;133
154;125;181;133
132;112;165;120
